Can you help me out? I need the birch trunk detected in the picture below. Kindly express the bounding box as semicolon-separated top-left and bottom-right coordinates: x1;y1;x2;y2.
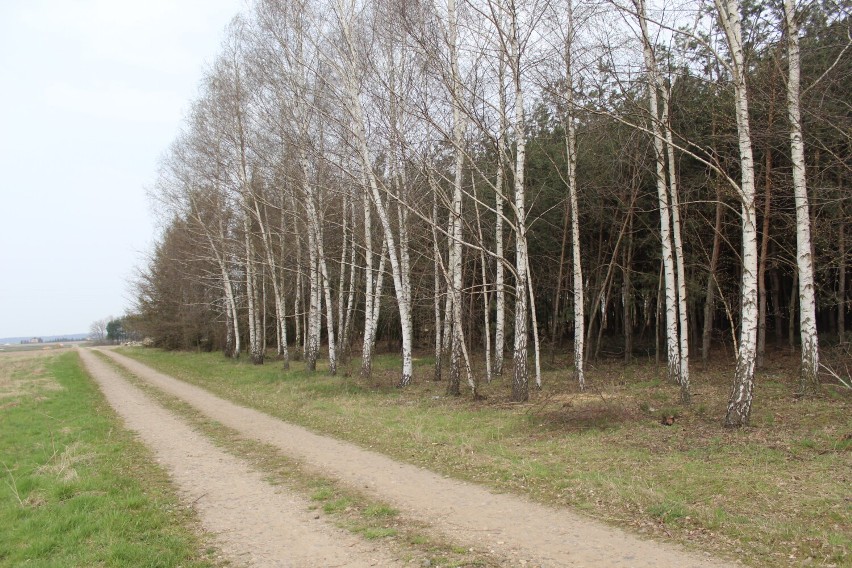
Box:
567;127;585;386
361;195;377;379
299;151;337;375
662;85;691;403
305;201;321;371
341;196;358;362
493;50;508;378
254;198;289;368
563;0;585;389
389;86;413;385
636;0;680;388
244;215;265;365
447;0;476;397
230;54;263;365
218;237;241;359
785;0;819;393
716;0;759;426
510;11;529;402
432;190;444;382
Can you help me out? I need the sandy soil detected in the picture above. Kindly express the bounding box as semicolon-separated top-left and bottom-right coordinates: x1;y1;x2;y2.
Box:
79;348;405;568
93;348;738;568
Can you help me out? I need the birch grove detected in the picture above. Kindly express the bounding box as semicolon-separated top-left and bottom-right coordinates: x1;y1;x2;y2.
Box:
136;0;849;425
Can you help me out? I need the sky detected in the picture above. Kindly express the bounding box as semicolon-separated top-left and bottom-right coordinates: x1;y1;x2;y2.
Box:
0;0;246;338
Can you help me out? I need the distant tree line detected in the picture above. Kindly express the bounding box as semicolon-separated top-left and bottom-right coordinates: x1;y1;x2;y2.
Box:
134;0;850;426
90;316;137;344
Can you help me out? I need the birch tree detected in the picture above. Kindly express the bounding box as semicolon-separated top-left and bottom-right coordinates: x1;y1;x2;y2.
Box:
714;0;760;426
784;0;819;393
544;0;586;388
504;0;532;402
633;0;689;402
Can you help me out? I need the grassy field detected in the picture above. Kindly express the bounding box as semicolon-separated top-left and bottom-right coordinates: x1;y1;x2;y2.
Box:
0;349;220;567
119;346;851;568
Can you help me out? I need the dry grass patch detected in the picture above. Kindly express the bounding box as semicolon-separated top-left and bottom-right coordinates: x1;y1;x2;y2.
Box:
36;441;96;483
0;350;64;400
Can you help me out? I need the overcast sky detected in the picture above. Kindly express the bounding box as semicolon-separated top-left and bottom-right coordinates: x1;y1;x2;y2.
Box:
0;0;246;338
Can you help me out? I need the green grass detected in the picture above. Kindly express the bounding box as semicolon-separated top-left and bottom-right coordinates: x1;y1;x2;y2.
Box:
359;527;398;540
0;351;218;567
363;504;399;518
119;347;852;567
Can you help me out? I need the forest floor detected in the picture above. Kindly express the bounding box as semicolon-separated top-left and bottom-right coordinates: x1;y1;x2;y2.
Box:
81;346;746;568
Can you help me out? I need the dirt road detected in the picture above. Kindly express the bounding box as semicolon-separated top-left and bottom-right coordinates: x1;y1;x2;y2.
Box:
79;349;404;568
88;348;738;568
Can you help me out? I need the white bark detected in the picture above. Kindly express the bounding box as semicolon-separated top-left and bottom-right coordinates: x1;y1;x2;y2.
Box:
304;194;321;371
494;49;508;378
715;0;759;426
361;194;378;378
299;151;337;375
661;83;691;403
244;214;265;364
253;196;290;367
785;0;819;393
635;0;681;389
562;0;585;389
232;58;264;365
340;194;358;362
508;5;529;402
